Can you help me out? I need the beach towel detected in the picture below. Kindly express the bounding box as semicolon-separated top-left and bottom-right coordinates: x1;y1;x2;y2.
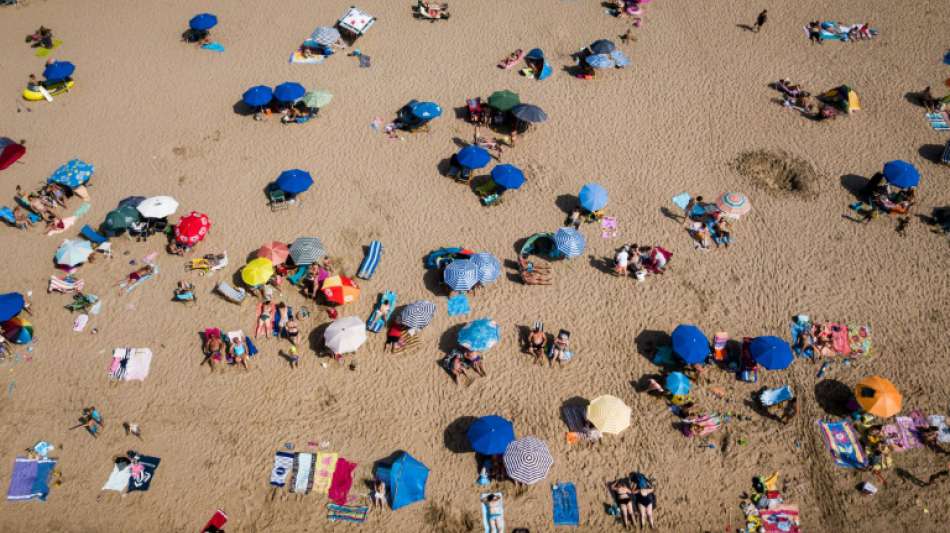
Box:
7;457;55;501
203;509;228;532
327;503;368;523
45;216;75;236
760;386;794;407
818;420;867;469
123;264;158;294
552;482;579;526
927;112;949;131
447;294;470;316
73;313;88;332
480;492;504;533
789;316;813;358
270;451;295;488
829;323;850;355
359;55;371;68
101;463;131;492
290;50;325;64
291;453;315;494
201;42;224;52
328;457;357;505
884;416;922;451
357;240;383;279
847;324;872;357
108;348;153;381
34;40;62;57
48;275;84;293
927;415;950;444
72;202;91;218
760;504;800;533
671;192;691;211
682;414;722;437
313;452;339;495
128;455;160;492
600;216;618;239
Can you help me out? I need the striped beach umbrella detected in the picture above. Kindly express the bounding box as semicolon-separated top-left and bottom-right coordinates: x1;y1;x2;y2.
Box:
1;317;33;344
443;259;479;291
610;49;631;67
310;26;341;45
289;237;325;265
554;227;585;258
322;275;360;305
174;211;211;245
324;316;367;354
458;318;500;352
397;300;436;330
257;241;289;264
137;196;179;219
241;258;274;287
48;159;93;189
54;239;93;266
716;192;751;219
471;252;501;284
503;437;553;485
587;395;631;435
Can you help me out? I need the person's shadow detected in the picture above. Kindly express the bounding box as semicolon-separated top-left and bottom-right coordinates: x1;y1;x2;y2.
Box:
736;24;754;32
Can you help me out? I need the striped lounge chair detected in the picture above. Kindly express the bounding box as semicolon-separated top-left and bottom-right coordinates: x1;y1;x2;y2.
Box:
49;275;85;293
356;240;382;280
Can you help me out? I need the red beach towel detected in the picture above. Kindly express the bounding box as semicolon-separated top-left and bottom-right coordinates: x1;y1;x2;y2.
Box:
328;457;357;505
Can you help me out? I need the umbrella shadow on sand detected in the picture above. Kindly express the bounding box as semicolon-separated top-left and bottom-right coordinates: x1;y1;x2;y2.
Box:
307;321;332;357
555;194;577;216
840;174;869;201
444;416;477;453
919;144;946;164
634;330;672;365
560;396;590;430
232;100;257;117
438;323;466;353
814;379;855;417
422;267;447;296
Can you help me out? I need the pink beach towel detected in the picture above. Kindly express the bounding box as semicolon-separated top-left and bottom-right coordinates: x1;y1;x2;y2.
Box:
884;416;922;451
328;458;357;505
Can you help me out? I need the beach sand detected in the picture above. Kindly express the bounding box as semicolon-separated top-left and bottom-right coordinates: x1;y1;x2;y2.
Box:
1;0;949;531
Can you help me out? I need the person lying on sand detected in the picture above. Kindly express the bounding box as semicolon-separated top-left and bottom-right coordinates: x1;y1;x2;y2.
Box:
526;321;546;364
465;349;486;377
203;335;225;372
230;336;250;369
609;479;636;528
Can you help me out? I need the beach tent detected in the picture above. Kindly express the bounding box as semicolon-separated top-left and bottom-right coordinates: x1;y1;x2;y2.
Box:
0;292;26;322
337;6;376;38
424;246;474;269
855;376;901;418
524;49;552;81
375;452;429;510
821;85;861;113
467;416;515;455
519;232;560;260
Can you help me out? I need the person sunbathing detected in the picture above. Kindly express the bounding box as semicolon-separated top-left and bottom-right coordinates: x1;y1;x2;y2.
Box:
548;330;571;368
203;335;225;372
464;349;486;376
447;352;469;384
609;479;636;528
526;322;546;364
481;493;504;533
117;265;155;291
284;318;300;347
230;336;250;369
633;474;656;529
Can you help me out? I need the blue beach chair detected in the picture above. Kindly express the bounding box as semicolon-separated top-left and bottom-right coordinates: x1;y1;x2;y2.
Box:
357;240;383;280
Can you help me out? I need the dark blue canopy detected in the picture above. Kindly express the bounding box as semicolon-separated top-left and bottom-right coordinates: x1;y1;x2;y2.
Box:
274;82;306;103
467;416;515;455
189;13;218;31
882;160;920;188
590;39;616;54
275;169;313;195
0;292;26;322
243;85;273;107
43;61;75;82
750;336;793;370
491;164;525;190
117;196;146;209
671;324;710;364
456;146;491;170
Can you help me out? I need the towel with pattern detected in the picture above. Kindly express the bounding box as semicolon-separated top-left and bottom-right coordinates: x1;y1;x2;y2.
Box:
884;416;923;451
760;504;800;533
818;420;867;469
327;503;368;523
328;457;357;505
270;451;295;488
108;348;153;381
313;452;339;495
128;455;160;492
928;415;950;444
292;453;315;494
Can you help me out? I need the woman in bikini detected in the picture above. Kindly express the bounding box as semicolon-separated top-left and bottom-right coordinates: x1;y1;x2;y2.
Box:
204;335;225;372
610;479;636;528
255;304;272;339
527;322;546;364
230;336;250;369
634;474;656;529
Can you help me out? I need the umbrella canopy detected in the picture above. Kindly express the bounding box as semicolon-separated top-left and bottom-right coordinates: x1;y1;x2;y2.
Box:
503;437;553;485
375;452;429;510
579;183;608;212
54;239;93;266
43;61;75;82
0;293;26;322
882;160;920;188
310;26;341;45
585;53;615;69
275;169;313;195
510;104;548;123
117;196;145;209
491;164;525;190
665;372;691;396
137;196;179;218
750;336;794;370
102;205;141;233
243;85;273;108
590;39;616;54
174;211;211;245
289;237;326;265
671;324;710;364
0;141;25;171
324;316;368;354
322;275;360;305
855;376;902;418
554;227;585;258
257;241;289;264
274;82;306;103
458;318;500;352
48;159;93;189
189;13;218;31
610;49;631;67
2;317;33;344
397;300;436;330
467;416;515;455
471;252;501;284
587;395;632;434
301;90;333;109
409;101;442;121
443;259;479;292
241;257;274;286
456;146;491;170
716;192;752;219
487;90;520;112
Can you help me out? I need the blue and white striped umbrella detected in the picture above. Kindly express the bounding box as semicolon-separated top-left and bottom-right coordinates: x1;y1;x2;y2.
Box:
398;300;436;330
54;239;93;266
554;227;585;258
443;259;479;291
585;53;615;69
289;237;326;265
48;159;93;189
471;252;501;284
458;318;500;352
503;437;553;485
310;26;341;45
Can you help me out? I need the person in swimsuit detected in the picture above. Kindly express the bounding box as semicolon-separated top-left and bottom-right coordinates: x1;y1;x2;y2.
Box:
610;479;635;528
117;265;155;292
481;493;504;533
255;304;272;339
204;335;225;372
372;479;386;510
548;330;571;368
384;324;404;353
527;321;546;364
284;318;300;347
465;349;486;377
634;474;656;529
230;336;249;369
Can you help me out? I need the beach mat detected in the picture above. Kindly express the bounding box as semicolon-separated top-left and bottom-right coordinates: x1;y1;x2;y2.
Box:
480;492;503;533
552;482;579;526
108;348;153;381
818;420;867;469
7;457;56;501
290;50;325;64
447;293;470;316
34;40;63;57
357;240;383;279
270;451;295;488
760;504;800;532
328;457;357;505
128;455;160;492
327;503;368;523
884;416;923;452
291;452;315;494
313;452;339;495
102;464;131;492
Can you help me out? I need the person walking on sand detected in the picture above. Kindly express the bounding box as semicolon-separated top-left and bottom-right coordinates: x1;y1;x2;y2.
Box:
752;10;768;33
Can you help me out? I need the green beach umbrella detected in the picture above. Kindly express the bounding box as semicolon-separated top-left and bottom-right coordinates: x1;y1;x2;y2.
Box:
103;205;141;233
487;90;520;112
301;90;333;109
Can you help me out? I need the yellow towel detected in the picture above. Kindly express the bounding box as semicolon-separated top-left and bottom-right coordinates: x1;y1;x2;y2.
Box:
313;452;339;495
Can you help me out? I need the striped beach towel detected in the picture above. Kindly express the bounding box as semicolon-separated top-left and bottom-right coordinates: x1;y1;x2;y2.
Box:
818;420;867;469
108;348;153;381
357;240;383;280
48;275;84;293
292;453;315;494
270;451;295;488
327;503;368;523
313;452;339;495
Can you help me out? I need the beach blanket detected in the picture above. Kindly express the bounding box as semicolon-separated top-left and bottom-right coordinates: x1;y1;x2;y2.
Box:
600;216;618;238
45;216;75;236
927;112;950;131
760;386;794;407
108;347;153;381
803;22;877;42
34;40;62;57
328;457;357;505
327;503;368;523
927;415;950;444
128;455;160;492
552;482;579;526
101;463;131;492
48;275;84;293
760;504;800;533
818;420;867;469
290;50;326;64
313;452;339;495
72;202;91;218
201;42;224;52
270;451;295;488
682;414;722;437
847;324;872;357
7;457;56;501
480;492;504;533
884;416;923;451
447;294;470;316
291;453;315;494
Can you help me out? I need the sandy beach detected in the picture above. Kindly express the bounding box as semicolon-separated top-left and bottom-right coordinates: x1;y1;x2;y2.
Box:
1;0;949;531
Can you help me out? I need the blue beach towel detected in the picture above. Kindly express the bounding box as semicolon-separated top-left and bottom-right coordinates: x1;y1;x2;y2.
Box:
671;192;691;211
789;316;813;358
446;294;470;316
0;206;14;225
245;335;259;356
201;42;224;52
552;482;579;526
760;385;793;407
357;240;383;280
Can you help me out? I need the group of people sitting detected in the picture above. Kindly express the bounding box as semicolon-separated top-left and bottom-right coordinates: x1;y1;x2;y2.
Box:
9;183;82;233
517;256;552;285
613;243;673;279
806;21;873;44
774;79;843;121
682;196;731;250
524;322;572;367
849;172;916;222
25;26;54;49
918;86;949;113
443;347;487;384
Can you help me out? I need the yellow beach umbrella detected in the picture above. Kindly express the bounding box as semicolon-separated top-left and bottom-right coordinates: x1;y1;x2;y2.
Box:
855;376;902;418
586;395;631;435
241;257;274;286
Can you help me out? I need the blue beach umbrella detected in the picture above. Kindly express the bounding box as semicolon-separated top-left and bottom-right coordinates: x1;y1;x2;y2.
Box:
467;416;515;455
458;318;501;352
610;49;631;67
443;259;479;292
491;164;525;190
553;227;585;258
590;39;616;54
471;252;501;284
882;160;920;188
579;183;608;212
243;85;273;107
189;13;218;31
274;82;306;103
665;372;692;396
750;336;794;370
410;101;442;121
275;169;313;195
585;53;615;69
117;196;145;209
48;159;94;189
0;293;25;322
456;146;491;170
43;61;75;82
671;324;710;365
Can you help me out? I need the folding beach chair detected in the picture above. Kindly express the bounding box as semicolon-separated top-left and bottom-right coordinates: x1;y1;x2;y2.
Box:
356;240;383;280
215;281;246;304
269;189;288;211
49;275;85;293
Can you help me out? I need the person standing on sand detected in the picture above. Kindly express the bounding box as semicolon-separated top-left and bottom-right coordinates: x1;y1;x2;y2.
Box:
752;10;768;33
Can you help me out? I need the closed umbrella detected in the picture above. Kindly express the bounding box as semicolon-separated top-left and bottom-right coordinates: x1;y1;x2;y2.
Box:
587;395;631;435
55;239;93;266
671;324;710;364
467;416;515;455
491;164;525;190
243;86;273;108
716;192;752;219
665;372;691;396
487;90;520;112
289;237;325;265
397;300;437;330
301;90;333;109
102;205;141;233
456;146;491;170
855;376;902;418
43;61;75;82
882;160;920;188
554;227;585;258
310;26;341;45
137;196;179;218
409;101;442;121
2;317;33;344
257;241;289;264
443;259;479;291
324;316;367;354
189;13;218;31
457;318;500;352
471;252;501;284
590;39;616;54
174;211;211;245
274;82;306;103
585;53;615;69
322;275;360;305
241;258;274;286
503;437;553;485
276;169;313;195
48;159;93;189
579;183;608;212
510;104;548;123
750;336;793;370
0;292;25;322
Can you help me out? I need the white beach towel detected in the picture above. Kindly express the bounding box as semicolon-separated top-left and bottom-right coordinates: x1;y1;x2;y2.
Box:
292;453;315;494
102;464;131;492
929;415;950;444
109;348;153;381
